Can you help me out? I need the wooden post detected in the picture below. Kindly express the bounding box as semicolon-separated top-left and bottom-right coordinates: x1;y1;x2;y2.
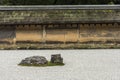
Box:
79;24;83;43
77;24;80;43
13;25;16;45
64;32;66;44
13;38;16;45
42;25;46;43
64;24;66;44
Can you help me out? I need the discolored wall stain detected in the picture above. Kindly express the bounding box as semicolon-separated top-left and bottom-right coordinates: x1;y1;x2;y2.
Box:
0;26;15;39
79;23;120;43
16;25;43;43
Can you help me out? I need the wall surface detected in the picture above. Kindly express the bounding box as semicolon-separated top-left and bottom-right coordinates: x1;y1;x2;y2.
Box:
0;24;119;44
0;8;120;45
16;25;43;43
79;23;120;43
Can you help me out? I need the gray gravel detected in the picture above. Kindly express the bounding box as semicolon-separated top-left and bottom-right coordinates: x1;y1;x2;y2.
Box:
0;50;120;80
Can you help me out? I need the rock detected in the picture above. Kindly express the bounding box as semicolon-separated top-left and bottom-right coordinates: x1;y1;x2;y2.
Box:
50;54;63;64
19;56;48;65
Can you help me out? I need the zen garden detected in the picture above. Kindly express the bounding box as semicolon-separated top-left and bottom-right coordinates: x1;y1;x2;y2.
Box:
0;0;120;80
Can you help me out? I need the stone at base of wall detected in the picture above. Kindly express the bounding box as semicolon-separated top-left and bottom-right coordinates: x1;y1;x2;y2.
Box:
0;43;119;50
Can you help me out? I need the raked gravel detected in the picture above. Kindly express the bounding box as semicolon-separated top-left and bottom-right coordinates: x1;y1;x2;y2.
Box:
0;50;120;80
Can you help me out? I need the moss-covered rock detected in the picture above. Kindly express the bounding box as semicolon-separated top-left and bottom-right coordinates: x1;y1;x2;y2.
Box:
50;54;63;64
19;56;48;65
18;54;64;67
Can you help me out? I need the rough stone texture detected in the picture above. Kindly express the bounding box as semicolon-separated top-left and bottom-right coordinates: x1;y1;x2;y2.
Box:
50;54;63;64
0;10;120;24
19;56;48;65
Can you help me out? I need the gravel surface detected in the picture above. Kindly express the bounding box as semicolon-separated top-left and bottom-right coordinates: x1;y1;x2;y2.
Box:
0;50;120;80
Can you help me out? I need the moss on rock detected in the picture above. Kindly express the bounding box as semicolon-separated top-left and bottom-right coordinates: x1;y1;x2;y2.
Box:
18;61;65;67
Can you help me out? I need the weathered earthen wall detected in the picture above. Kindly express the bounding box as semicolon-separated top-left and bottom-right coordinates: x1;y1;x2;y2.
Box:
16;25;43;43
0;23;120;44
46;24;78;43
0;7;120;45
0;26;15;44
79;23;120;43
12;23;120;44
